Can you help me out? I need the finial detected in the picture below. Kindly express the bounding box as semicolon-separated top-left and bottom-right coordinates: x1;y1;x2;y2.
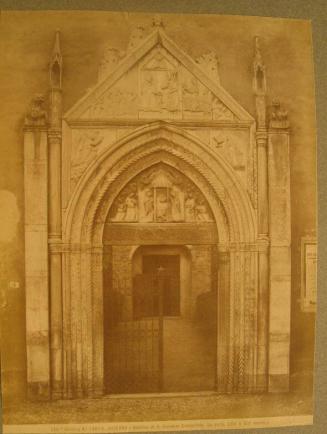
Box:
52;29;62;64
254;36;262;64
152;14;164;28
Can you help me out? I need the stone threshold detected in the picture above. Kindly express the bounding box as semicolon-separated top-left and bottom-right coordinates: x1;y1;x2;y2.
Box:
103;390;217;399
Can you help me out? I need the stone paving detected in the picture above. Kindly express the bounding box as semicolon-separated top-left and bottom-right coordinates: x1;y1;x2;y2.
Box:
3;373;313;425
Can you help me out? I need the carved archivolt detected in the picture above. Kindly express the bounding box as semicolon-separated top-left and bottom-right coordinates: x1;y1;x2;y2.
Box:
108;163;214;223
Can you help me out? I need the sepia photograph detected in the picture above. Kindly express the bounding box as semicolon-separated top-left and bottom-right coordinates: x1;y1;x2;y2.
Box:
0;6;319;433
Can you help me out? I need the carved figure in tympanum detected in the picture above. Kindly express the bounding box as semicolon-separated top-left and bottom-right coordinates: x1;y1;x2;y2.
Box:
109;164;213;223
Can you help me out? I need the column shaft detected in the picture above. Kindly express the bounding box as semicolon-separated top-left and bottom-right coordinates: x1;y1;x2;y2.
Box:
257;245;269;391
257;131;269;236
48;131;63;399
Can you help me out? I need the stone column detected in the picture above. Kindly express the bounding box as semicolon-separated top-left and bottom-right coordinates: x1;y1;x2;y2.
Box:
24;110;50;399
267;109;291;392
257;131;269;236
48;130;63;399
252;36;270;392
216;245;230;393
256;239;269;391
256;131;270;392
48;30;64;399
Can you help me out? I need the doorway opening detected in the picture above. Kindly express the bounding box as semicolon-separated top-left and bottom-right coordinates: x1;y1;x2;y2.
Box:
104;245;217;394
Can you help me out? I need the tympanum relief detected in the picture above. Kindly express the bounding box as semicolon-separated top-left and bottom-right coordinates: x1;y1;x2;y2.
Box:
109;164;213;223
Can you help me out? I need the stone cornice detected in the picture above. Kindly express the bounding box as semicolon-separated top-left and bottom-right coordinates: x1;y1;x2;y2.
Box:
65;118;254;129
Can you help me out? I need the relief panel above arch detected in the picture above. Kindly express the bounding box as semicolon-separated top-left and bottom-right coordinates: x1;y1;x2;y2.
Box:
65;124;257;210
75;46;240;123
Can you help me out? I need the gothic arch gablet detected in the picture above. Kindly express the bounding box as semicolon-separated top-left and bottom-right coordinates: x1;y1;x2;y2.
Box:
60;123;267;398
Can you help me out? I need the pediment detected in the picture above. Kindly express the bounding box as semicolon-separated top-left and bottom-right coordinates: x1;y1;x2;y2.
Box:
64;29;254;123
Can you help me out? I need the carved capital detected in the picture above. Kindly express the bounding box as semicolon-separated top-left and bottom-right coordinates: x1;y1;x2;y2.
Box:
48;129;62;141
48;238;63;253
257;236;270;252
256;130;268;144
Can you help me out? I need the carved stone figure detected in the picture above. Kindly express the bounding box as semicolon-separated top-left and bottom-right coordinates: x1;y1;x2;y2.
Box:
140;49;179;113
112;201;126;221
25;94;47;126
196;200;211;222
211;132;227;149
156;189;169;221
109;164;214;224
127;26;146;52
182;74;212;114
196;51;220;83
124;193;138;221
185;192;196;222
88;87;138;118
269;99;289;129
170;186;182;222
98;47;124;81
71;130;103;184
152;14;164;28
143;188;154;222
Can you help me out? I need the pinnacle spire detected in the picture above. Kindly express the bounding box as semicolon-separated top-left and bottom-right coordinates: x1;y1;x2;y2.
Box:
253;36;267;128
254;36;263;66
51;29;62;65
50;29;62;89
253;36;266;97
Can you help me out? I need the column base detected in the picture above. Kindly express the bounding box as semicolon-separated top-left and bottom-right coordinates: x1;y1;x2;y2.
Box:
27;381;50;401
268;374;290;392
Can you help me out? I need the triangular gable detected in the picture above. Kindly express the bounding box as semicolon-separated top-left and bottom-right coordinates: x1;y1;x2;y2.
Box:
64;29;254;123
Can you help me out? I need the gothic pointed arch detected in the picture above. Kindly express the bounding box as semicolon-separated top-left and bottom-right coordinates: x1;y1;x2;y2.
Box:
63;122;257;246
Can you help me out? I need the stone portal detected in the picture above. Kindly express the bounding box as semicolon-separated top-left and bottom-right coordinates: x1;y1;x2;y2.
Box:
23;24;291;400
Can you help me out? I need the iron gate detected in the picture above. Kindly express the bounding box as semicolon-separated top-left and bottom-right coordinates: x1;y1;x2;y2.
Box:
106;272;167;394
